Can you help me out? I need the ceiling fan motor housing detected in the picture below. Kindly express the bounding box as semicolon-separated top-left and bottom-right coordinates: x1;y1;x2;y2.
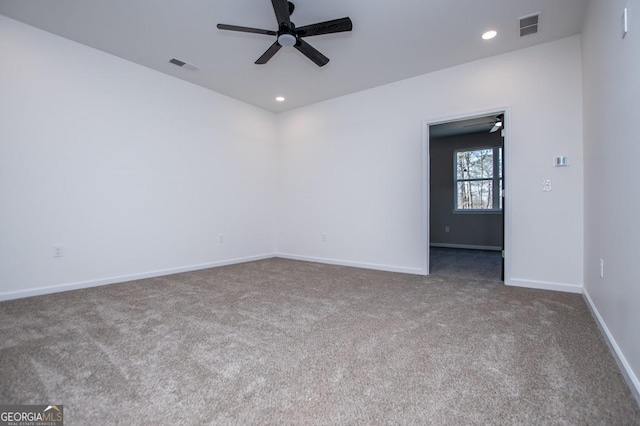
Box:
278;21;297;46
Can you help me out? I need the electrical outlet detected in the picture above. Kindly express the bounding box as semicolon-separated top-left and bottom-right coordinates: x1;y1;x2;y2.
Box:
445;226;450;233
322;233;327;242
219;234;224;244
53;245;64;257
599;259;604;278
542;179;552;192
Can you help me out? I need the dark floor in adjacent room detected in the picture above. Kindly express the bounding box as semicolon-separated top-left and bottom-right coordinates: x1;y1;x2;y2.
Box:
430;247;503;281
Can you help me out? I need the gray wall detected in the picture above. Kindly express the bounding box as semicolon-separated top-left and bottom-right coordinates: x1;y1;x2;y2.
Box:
430;131;503;248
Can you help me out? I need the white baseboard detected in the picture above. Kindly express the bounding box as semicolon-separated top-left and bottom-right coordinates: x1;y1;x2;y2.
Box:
0;253;277;302
276;253;425;275
506;278;583;294
583;287;640;405
430;243;502;251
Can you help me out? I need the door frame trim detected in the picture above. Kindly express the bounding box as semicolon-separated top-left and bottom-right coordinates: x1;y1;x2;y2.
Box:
421;107;512;281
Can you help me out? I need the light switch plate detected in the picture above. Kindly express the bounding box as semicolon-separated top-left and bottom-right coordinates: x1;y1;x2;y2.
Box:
554;156;568;167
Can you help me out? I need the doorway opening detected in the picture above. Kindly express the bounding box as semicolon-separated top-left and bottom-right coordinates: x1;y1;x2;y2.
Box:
423;110;508;281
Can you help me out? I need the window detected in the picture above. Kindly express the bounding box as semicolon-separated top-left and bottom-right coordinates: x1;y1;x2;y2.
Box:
454;147;502;211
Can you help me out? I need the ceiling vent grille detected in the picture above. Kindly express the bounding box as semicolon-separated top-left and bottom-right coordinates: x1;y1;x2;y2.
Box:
519;13;540;37
169;58;199;71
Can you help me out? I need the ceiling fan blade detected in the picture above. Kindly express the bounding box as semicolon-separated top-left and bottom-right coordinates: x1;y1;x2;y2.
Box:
271;0;291;25
463;122;495;128
255;41;282;64
490;115;504;132
294;39;329;67
296;17;353;37
217;24;277;36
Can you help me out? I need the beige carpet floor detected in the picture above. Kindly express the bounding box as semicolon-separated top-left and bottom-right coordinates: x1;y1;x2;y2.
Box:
1;258;639;425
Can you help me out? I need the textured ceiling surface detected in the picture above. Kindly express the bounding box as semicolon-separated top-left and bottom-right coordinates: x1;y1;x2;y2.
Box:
0;0;588;113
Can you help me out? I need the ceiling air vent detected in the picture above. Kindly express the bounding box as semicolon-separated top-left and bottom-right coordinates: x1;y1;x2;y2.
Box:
519;13;540;37
169;58;199;71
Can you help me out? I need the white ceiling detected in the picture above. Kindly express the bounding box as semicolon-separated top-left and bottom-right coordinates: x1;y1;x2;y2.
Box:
0;0;588;113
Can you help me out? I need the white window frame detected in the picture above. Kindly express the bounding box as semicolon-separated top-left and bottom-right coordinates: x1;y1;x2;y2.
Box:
453;146;502;213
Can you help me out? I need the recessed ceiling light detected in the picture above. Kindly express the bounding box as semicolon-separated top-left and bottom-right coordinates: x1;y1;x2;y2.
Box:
482;30;497;40
275;96;285;102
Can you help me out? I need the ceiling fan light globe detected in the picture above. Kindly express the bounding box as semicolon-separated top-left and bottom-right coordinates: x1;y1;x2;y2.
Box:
278;33;296;47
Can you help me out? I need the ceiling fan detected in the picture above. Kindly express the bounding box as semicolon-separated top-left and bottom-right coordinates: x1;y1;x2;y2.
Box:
217;0;353;67
463;115;504;133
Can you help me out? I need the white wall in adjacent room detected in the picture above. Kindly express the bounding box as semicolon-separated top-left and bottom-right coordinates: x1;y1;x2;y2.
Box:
277;36;584;290
582;0;640;396
0;16;278;298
